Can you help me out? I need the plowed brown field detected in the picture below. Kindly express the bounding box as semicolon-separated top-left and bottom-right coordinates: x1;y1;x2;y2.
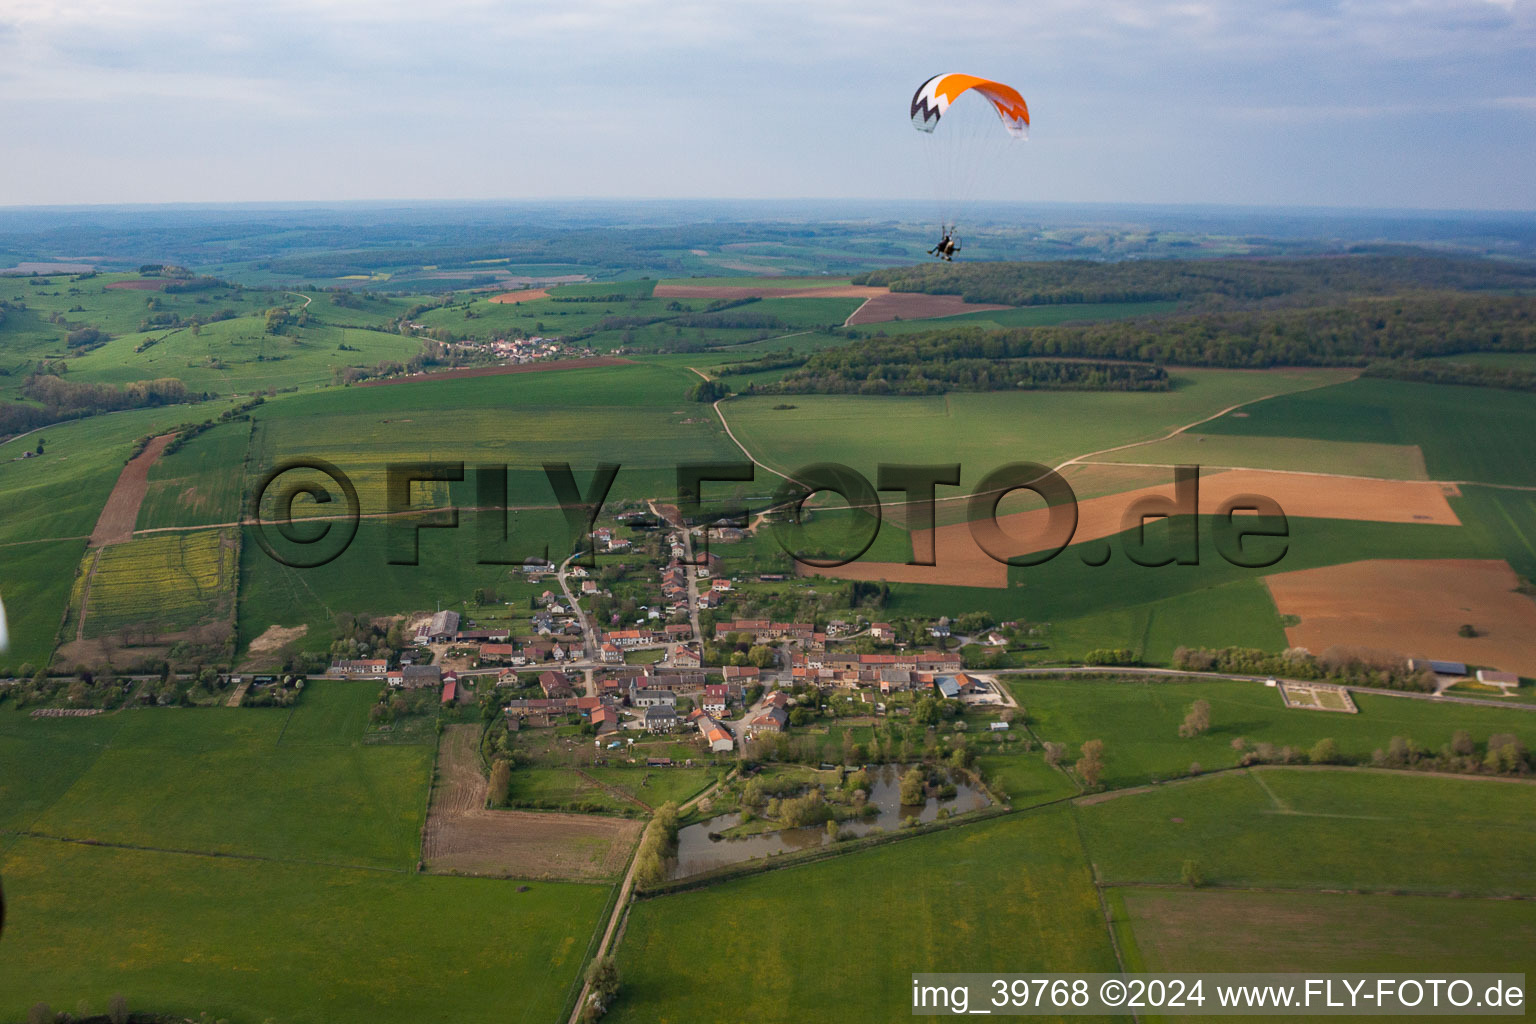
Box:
845;291;1013;325
804;469;1460;589
89;433;174;546
487;288;550;304
422;725;640;881
1266;558;1536;677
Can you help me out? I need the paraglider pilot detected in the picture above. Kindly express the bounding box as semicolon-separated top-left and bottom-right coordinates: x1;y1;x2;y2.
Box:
928;228;959;261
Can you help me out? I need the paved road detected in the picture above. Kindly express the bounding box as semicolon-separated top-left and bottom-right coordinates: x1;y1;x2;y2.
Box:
556;549;599;662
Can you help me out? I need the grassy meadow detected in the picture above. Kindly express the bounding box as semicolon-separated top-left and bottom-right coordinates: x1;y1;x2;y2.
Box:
1196;377;1536;487
136;419;254;529
1012;676;1536;789
0;838;606;1024
720;367;1354;498
1111;888;1536;977
609;806;1121;1024
1077;768;1536;895
23;683;433;868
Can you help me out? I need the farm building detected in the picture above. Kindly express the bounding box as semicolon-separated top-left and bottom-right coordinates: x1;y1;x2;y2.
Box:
1476;670;1522;692
426;610;460;642
440;680;457;704
1409;658;1469;677
390;665;442;689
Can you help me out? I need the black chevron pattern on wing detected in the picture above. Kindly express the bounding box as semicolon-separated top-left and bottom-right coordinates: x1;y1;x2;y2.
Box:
910;76;943;126
910;94;941;125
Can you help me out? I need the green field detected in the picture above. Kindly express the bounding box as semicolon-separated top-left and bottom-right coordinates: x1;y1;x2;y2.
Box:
610;805;1120;1023
1112;887;1536;977
0;681;606;1022
0;400;243;545
1036;578;1289;665
236;512;577;656
1095;433;1429;480
585;766;718;808
851;298;1184;335
137;419;253;529
63;316;425;396
1195;378;1536;487
973;749;1080;805
76;529;237;639
1077;769;1536;895
721;367;1355;500
1012;676;1536;789
0;702;127;833
25;683;434;868
0;838;605;1024
0;536;87;672
506;766;635;814
246;361;746;514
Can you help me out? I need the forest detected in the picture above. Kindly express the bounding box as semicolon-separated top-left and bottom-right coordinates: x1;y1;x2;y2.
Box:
748;352;1168;395
831;293;1535;371
853;252;1536;307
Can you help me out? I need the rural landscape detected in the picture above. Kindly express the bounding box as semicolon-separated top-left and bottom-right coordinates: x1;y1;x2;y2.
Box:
0;201;1533;1023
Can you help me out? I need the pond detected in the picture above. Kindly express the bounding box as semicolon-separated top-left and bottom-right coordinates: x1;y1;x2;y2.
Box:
667;765;989;879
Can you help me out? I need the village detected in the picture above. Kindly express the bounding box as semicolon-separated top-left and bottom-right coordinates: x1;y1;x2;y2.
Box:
323;511;1017;763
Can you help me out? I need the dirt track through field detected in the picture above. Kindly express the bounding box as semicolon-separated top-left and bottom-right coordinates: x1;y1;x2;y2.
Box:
804;469;1461;589
89;433;174;547
422;725;641;881
1266;558;1536;677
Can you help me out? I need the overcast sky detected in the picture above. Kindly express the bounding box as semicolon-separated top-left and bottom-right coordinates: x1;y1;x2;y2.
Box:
1;0;1532;210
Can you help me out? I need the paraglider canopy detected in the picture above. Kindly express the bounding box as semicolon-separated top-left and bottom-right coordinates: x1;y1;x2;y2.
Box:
910;73;1029;139
909;73;1030;260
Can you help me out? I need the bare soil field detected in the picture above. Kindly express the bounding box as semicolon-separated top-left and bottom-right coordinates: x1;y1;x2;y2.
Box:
807;469;1461;589
1266;558;1536;677
356;356;634;387
90;433;174;546
845;291;1013;325
653;283;885;300
422;725;640;881
241;623;309;671
487;288;551;304
104;279;182;290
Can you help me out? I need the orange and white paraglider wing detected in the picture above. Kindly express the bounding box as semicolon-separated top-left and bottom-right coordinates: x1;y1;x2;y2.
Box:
910;73;1030;139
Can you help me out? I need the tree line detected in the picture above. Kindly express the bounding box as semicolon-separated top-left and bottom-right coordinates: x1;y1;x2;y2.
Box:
753;354;1169;396
853;252;1536;308
827;292;1534;371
